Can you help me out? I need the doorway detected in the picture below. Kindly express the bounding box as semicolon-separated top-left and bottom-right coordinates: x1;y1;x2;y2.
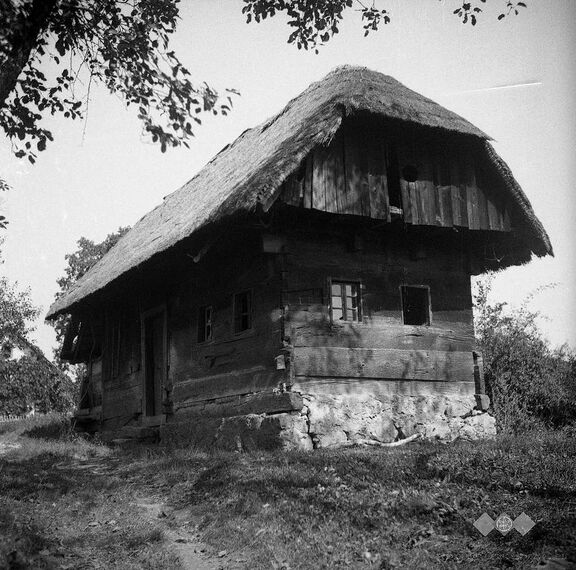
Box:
142;307;167;418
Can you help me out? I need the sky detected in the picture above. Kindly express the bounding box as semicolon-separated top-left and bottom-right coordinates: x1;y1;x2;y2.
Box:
1;0;575;357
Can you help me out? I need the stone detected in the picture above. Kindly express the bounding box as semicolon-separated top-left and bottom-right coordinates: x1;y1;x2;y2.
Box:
445;395;476;418
475;394;491;411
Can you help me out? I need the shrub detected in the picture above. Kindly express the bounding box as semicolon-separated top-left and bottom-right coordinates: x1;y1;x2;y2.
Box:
474;276;576;433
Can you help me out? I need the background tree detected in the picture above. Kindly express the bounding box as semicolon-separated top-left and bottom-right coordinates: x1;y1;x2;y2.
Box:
474;276;576;432
0;272;75;415
52;226;130;376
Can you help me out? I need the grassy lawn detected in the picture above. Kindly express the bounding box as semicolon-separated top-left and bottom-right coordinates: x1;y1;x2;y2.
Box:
1;415;575;569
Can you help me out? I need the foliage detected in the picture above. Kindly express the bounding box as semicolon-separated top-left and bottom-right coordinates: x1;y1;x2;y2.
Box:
474;275;576;433
0;0;237;166
0;354;76;415
242;0;529;52
0;181;8;229
0;274;76;414
0;0;530;168
52;226;130;373
0;276;38;343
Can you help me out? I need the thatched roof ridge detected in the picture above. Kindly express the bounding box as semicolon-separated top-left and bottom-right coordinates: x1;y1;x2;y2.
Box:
47;66;548;319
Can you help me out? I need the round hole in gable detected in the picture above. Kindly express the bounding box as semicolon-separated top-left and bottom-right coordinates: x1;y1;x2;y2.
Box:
402;164;418;182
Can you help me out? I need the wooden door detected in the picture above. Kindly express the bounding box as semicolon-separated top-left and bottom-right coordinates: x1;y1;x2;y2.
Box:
143;308;166;417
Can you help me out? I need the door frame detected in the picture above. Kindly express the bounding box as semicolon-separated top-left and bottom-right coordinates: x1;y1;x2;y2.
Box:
141;304;168;420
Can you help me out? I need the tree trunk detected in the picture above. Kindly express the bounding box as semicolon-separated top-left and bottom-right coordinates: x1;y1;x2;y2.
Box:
0;0;58;109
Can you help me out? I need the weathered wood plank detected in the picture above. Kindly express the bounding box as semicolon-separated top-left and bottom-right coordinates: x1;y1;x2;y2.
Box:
292;377;476;398
367;136;389;220
292;323;474;352
420;145;437;226
312;145;328;211
477;186;490;230
449;159;463;227
280;175;301;207
343;127;367;216
311;132;346;214
438;186;454;227
172;366;281;404
294;347;475;382
464;153;480;230
175;390;303;415
102;384;142;420
486;192;501;231
303;155;313;209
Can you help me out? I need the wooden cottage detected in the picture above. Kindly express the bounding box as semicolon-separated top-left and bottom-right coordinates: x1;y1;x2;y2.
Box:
47;66;552;449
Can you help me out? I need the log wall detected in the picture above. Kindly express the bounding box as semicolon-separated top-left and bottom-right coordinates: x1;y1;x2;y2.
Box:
282;229;476;391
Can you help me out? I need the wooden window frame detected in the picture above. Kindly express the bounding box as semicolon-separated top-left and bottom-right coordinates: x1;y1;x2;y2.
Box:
197;305;213;343
232;290;253;335
329;278;363;324
400;284;431;326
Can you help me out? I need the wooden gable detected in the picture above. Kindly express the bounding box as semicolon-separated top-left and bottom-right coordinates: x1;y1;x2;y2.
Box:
278;120;511;233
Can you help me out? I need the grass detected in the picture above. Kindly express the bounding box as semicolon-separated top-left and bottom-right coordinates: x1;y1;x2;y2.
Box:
1;415;575;569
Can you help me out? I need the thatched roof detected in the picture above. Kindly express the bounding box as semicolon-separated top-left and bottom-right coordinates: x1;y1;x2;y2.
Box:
47;65;551;319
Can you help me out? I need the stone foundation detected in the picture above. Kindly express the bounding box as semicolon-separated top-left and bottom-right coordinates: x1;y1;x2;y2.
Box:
301;392;496;448
160;389;495;450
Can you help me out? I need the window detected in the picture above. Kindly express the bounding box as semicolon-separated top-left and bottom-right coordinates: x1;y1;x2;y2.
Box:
401;285;430;326
197;305;213;343
233;291;252;334
330;281;361;322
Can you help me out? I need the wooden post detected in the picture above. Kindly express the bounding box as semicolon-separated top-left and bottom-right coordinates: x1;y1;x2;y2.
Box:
473;350;490;410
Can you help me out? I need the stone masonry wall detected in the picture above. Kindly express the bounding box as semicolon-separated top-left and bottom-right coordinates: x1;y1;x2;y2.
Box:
161;390;495;450
300;392;496;448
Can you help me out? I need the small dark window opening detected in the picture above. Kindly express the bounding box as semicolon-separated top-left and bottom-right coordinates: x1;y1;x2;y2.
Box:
402;164;419;183
331;281;361;323
233;291;252;333
197;305;213;343
386;146;402;208
401;286;430;326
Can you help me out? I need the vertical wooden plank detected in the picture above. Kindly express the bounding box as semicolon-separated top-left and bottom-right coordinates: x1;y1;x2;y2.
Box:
358;132;371;218
502;206;511;231
280;175;301;206
401;179;412;224
368;133;389;220
397;138;419;224
449;158;462;227
434;143;454;227
438;186;453;227
324;131;345;214
477;185;490;230
409;182;420;224
464;153;480;230
413;142;431;226
303;155;313;209
312;145;327;211
344;126;365;216
486;192;500;231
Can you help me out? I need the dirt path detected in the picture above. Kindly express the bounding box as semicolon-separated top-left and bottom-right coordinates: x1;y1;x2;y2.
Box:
57;455;224;570
135;499;220;570
0;426;225;570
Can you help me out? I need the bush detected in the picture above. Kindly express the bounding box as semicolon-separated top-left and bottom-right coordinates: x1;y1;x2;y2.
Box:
474;276;576;433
